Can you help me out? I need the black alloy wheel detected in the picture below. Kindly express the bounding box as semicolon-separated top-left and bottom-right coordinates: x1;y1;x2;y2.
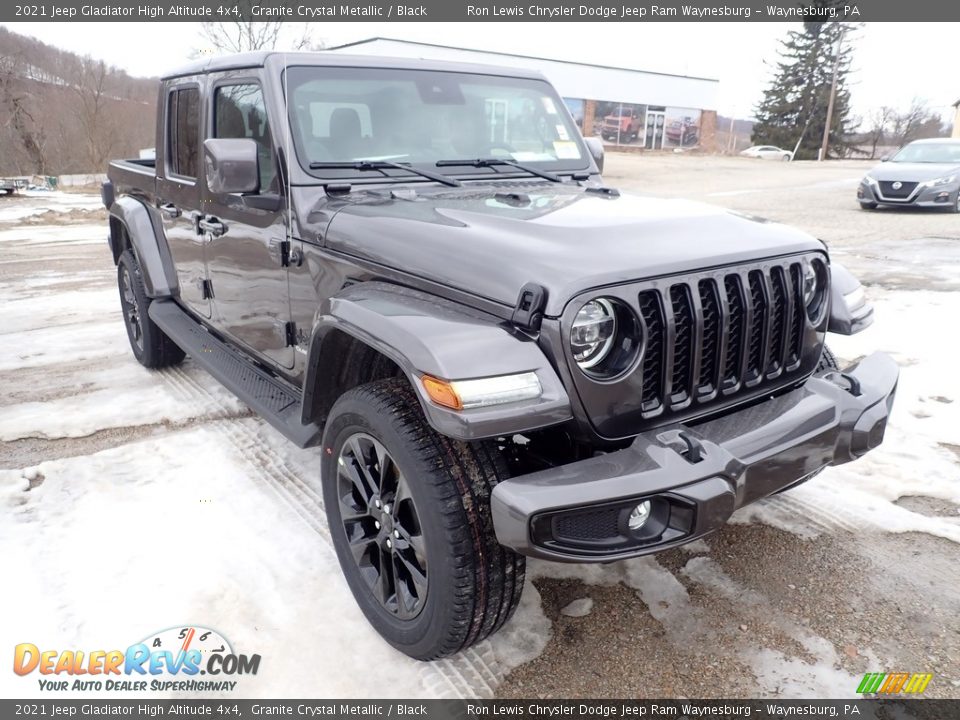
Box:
116;249;184;368
336;432;428;619
119;263;144;353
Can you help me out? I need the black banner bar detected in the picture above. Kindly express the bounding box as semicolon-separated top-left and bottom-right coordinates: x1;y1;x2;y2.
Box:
2;699;958;720
4;0;960;23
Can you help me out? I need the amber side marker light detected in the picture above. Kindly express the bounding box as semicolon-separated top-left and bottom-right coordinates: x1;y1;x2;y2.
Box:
421;372;542;411
421;375;463;410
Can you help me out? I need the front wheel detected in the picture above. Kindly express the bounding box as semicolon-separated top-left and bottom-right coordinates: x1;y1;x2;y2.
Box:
321;377;525;660
859;201;878;210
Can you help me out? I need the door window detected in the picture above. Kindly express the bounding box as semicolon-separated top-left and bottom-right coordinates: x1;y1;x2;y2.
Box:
214;83;277;192
167;87;200;178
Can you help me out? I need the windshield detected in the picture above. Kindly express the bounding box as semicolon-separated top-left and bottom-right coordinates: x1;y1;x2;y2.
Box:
285;66;588;179
890;142;960;164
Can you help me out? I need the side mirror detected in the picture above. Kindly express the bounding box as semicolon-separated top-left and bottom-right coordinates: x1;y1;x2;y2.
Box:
204;138;259;194
880;155;889;162
583;136;604;174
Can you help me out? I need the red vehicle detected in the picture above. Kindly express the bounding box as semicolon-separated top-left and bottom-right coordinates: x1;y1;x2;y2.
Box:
601;107;642;142
666;117;699;147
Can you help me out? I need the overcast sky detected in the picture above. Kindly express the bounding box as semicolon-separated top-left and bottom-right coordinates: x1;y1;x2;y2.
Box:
3;21;956;122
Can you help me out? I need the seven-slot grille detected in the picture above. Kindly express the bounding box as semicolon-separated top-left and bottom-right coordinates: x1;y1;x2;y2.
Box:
632;258;812;417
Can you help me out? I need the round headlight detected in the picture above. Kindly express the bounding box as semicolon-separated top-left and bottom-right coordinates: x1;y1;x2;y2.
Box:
802;262;818;307
803;258;829;323
571;299;616;369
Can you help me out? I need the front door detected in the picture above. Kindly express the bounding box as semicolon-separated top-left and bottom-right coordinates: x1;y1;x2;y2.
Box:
644;111;666;150
157;80;210;318
202;76;293;370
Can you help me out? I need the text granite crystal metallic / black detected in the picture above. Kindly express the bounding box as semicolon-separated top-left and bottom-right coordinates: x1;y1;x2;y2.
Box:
101;50;899;660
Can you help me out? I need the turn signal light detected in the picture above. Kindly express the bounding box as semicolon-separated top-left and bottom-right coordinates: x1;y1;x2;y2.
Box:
421;372;543;411
421;376;463;410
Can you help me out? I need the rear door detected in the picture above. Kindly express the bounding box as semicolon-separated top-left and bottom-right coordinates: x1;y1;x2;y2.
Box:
157;78;210;318
202;74;293;369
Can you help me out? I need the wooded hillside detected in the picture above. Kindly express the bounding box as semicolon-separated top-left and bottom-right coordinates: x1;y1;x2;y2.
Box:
0;27;157;176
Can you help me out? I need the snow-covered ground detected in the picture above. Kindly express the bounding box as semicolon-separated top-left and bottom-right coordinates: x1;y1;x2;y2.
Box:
1;184;958;700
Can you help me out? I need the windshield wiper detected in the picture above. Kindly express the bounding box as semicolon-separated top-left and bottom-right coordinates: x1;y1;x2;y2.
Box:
308;160;461;187
435;157;563;183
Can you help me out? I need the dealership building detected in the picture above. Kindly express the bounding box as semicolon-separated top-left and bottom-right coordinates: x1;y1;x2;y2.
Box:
326;37;721;152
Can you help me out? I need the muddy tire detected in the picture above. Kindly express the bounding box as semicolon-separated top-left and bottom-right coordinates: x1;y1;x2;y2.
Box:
117;250;185;369
321;377;525;660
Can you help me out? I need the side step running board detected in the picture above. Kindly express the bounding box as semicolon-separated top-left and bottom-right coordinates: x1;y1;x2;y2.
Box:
149;300;321;448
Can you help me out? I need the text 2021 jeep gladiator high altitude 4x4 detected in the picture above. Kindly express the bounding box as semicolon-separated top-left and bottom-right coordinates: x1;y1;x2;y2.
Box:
102;52;897;660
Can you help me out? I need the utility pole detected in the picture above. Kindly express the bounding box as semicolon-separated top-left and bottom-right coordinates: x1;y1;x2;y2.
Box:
819;25;847;161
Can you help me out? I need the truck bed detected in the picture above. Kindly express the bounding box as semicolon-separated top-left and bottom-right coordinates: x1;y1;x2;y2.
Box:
107;158;157;203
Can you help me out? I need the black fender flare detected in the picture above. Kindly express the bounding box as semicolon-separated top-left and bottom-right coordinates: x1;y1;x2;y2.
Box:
108;196;178;298
828;262;874;335
302;282;572;441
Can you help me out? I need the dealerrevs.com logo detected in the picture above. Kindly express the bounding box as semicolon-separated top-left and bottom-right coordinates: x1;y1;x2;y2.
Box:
13;626;260;692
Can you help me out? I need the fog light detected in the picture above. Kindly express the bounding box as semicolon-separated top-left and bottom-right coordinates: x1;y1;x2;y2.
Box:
627;501;652;531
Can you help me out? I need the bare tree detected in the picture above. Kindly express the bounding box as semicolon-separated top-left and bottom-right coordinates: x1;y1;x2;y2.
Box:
889;98;945;146
71;58;116;172
864;106;892;159
0;27;158;175
199;5;318;54
0;53;48;174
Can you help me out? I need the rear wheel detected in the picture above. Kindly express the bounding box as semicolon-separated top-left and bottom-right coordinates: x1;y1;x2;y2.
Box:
782;154;792;162
321;377;525;660
117;249;185;369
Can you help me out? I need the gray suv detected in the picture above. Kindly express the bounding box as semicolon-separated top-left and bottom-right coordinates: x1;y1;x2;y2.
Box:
103;52;898;660
858;138;960;212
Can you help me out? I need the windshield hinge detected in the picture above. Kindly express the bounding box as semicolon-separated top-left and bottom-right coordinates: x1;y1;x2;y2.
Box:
324;183;352;196
511;283;548;332
585;186;621;198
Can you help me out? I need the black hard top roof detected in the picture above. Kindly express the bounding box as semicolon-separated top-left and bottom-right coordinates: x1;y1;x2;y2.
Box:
163;51;546;81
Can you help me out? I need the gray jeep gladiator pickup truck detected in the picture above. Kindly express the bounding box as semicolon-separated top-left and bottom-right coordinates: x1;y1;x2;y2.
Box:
102;51;897;660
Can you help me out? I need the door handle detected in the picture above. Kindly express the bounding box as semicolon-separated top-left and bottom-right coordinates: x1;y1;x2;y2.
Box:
158;203;181;219
198;216;227;237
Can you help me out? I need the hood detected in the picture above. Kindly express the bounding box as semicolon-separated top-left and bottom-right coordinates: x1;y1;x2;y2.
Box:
866;162;960;182
322;183;826;317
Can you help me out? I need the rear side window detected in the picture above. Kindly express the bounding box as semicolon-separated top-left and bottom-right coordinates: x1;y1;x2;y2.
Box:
213;83;277;191
167;87;200;178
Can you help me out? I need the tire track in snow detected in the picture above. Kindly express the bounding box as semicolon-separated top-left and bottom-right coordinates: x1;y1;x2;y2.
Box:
157;364;504;699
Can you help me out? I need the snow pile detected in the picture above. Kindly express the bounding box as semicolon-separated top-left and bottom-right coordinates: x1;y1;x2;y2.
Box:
734;288;960;543
0;192;103;224
0;424;430;698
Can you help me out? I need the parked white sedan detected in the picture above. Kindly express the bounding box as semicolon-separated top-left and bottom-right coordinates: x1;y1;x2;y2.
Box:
740;145;793;161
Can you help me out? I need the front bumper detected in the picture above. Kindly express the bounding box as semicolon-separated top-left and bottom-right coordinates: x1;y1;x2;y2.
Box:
491;352;899;562
859;180;960;207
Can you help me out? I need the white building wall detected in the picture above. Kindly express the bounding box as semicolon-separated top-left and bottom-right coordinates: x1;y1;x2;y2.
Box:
326;39;719;111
